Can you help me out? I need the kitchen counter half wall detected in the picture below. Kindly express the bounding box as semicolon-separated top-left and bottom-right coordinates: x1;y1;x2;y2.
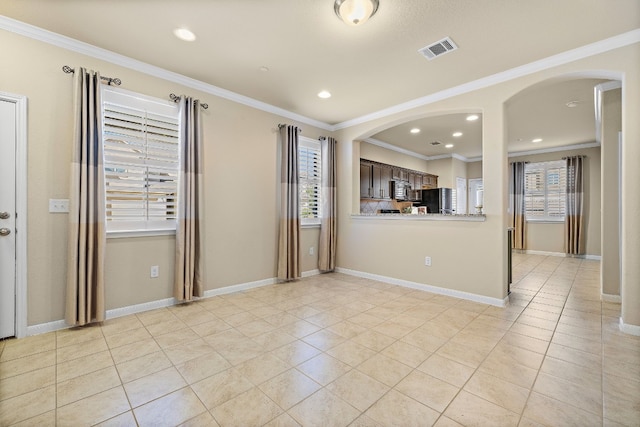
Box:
352;214;486;222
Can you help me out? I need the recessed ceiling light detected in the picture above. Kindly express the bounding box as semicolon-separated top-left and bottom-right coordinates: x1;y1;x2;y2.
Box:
452;131;463;137
466;114;479;121
317;90;332;99
445;144;454;148
566;100;580;108
410;128;421;134
173;28;196;42
532;138;543;143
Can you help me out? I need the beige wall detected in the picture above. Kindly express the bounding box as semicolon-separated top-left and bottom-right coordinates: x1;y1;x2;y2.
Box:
0;30;329;325
3;28;640;330
601;89;622;296
509;146;601;256
336;44;639;327
467;161;483;179
425;158;453;188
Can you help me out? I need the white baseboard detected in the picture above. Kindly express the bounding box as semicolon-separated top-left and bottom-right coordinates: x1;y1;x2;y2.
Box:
601;293;622;303
302;269;321;278
619;318;640;336
203;277;276;298
25;271;323;337
25;320;68;336
336;267;508;307
524;250;601;261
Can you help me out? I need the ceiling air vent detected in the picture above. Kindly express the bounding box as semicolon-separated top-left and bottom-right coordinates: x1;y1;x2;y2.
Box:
430;141;441;146
419;37;458;61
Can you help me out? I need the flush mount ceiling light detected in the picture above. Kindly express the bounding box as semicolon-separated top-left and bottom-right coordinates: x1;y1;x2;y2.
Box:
334;0;379;26
566;100;581;108
317;90;332;99
452;131;463;137
445;144;454;149
532;138;543;143
410;128;421;134
173;28;196;42
466;114;479;121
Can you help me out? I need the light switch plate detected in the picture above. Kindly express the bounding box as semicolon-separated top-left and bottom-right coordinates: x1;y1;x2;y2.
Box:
49;199;69;213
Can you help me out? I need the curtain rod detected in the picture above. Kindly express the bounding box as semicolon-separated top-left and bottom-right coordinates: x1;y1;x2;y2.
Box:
562;155;586;159
278;124;302;132
62;65;121;86
169;93;208;109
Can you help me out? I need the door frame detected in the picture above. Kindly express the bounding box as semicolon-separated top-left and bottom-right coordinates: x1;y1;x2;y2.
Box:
1;91;28;338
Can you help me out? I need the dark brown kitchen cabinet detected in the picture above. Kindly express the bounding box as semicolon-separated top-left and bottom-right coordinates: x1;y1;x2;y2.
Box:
360;159;438;199
375;166;392;199
361;162;392;199
360;163;372;198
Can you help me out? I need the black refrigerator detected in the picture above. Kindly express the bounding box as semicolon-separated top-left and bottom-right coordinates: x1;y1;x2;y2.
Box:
418;188;454;214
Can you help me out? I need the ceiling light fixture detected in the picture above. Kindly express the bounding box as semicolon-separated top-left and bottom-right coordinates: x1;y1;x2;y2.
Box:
466;114;479;121
532;138;543;143
445;144;454;148
334;0;379;26
410;128;421;134
173;28;196;42
452;131;463;137
566;100;580;108
318;90;332;99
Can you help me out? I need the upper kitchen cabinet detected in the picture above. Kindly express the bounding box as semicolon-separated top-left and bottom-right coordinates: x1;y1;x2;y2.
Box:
361;160;393;200
360;162;372;198
360;159;437;201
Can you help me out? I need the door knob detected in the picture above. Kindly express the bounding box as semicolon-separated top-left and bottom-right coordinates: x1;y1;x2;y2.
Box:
0;212;9;219
0;228;11;236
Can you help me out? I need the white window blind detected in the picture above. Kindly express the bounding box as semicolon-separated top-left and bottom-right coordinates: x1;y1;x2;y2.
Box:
298;137;321;225
102;88;180;232
525;160;566;222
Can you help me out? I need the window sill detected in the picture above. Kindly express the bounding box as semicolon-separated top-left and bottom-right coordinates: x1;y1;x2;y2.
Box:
107;229;176;239
526;219;564;224
301;223;321;229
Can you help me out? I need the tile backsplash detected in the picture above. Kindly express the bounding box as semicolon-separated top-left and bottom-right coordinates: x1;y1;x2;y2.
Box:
360;200;395;214
360;200;415;214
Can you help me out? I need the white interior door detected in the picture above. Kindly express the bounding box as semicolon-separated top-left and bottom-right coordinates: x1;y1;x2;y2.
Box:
468;178;483;213
0;99;17;339
456;177;467;215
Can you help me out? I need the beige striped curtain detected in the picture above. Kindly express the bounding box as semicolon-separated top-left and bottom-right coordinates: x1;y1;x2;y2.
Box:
277;125;301;281
174;96;204;301
509;161;527;250
565;156;585;255
66;68;106;326
318;136;337;272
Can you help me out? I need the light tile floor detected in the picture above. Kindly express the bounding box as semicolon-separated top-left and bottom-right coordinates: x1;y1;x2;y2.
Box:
1;254;639;426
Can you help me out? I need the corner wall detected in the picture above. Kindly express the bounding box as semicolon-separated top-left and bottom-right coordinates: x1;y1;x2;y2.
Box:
0;29;329;326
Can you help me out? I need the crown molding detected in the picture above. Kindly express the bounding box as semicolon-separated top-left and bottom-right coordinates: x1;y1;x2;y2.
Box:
1;15;638;134
0;15;333;131
334;29;640;130
508;141;600;158
363;138;430;161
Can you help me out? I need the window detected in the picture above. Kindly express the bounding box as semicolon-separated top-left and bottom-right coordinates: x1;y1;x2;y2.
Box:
298;137;321;226
524;160;566;222
101;87;181;233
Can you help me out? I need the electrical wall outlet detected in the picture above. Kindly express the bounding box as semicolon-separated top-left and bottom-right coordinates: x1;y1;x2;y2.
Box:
424;256;432;266
49;199;69;213
150;265;159;278
309;247;314;255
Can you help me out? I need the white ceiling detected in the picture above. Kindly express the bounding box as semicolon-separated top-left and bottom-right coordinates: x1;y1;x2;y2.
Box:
0;1;636;155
